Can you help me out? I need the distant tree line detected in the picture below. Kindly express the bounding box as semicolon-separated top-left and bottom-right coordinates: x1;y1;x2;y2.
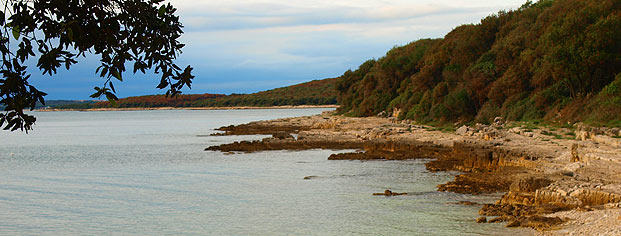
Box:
55;78;338;109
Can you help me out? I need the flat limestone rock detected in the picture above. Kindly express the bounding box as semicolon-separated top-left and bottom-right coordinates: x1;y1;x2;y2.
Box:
373;190;407;196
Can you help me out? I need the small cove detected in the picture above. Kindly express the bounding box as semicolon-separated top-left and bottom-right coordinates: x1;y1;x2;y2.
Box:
0;109;528;235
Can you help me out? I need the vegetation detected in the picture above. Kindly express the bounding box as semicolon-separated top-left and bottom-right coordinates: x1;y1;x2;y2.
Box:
336;0;621;127
64;94;225;109
0;0;192;131
0;99;97;110
193;78;337;107
56;78;338;109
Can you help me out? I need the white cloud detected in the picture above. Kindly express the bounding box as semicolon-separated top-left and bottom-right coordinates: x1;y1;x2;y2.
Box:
167;0;528;92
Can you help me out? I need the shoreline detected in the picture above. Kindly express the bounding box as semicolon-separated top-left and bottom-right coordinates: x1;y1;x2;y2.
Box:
36;105;339;112
206;111;621;235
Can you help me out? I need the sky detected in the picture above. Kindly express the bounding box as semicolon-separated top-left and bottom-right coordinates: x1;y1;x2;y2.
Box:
32;0;528;100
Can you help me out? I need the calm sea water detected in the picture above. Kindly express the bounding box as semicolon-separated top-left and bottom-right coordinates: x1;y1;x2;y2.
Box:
0;109;527;235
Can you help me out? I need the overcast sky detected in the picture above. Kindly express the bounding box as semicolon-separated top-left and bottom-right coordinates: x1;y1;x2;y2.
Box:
33;0;527;99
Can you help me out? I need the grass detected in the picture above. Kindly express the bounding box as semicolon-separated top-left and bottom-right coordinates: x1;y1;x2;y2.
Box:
540;130;568;139
420;120;458;133
424;125;456;133
540;130;553;136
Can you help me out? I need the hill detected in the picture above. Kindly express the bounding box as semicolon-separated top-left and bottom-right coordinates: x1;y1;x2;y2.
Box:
55;78;337;109
335;0;621;127
0;100;98;110
192;78;337;107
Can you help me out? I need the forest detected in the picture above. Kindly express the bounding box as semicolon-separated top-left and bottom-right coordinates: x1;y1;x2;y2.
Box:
336;0;621;127
55;78;337;109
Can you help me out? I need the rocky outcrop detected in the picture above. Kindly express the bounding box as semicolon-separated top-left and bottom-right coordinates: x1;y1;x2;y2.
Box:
534;183;621;208
328;139;452;160
373;189;407;196
426;141;542;173
212;123;310;136
453;124;505;141
498;177;555;206
205;139;364;153
328;150;419;160
206;113;621;233
478;203;567;230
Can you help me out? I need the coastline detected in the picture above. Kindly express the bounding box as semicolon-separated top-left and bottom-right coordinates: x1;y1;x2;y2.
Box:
36;105;339;112
206;111;621;235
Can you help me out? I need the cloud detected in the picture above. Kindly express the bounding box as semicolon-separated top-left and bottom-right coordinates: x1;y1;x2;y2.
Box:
38;0;529;99
172;0;502;32
163;0;528;95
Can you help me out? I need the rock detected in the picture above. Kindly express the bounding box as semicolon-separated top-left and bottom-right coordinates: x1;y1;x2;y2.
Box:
509;127;521;134
476;217;487;223
605;203;621;209
212;122;310;136
273;132;294;140
494;117;505;126
509;177;553;193
563;162;582;172
458;201;479;206
373;189;408;196
559;170;575;177
456;125;470;135
576;130;591;141
206;139;364;153
571;144;581;162
392;108;401;118
489;216;509;223
506;220;521;227
508;216;565;230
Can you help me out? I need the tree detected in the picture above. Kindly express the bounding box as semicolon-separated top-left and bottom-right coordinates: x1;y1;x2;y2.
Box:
0;0;194;131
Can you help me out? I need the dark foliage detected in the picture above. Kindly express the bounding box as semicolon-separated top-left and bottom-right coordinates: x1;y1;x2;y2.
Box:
0;0;192;131
195;78;338;107
57;78;338;109
336;0;621;127
84;93;224;108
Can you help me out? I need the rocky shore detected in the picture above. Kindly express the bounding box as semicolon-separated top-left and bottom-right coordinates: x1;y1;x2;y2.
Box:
205;111;621;235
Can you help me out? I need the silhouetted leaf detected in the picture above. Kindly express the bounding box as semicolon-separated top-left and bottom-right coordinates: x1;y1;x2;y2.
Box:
11;25;19;40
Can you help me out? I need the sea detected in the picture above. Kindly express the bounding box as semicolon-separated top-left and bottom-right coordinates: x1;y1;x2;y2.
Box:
0;108;529;235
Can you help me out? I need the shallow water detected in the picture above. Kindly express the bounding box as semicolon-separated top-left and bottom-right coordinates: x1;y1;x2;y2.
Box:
0;109;525;235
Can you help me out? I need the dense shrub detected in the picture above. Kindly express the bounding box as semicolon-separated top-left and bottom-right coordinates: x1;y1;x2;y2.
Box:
336;0;621;127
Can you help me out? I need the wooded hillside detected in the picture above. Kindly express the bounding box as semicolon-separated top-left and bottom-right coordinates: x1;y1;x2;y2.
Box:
336;0;621;127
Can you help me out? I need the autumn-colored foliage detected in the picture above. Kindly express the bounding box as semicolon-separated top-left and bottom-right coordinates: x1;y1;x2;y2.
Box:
336;0;621;127
193;78;337;107
92;93;225;108
57;78;337;109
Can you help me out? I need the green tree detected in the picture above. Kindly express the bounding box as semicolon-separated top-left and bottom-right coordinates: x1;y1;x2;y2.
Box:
0;0;193;131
